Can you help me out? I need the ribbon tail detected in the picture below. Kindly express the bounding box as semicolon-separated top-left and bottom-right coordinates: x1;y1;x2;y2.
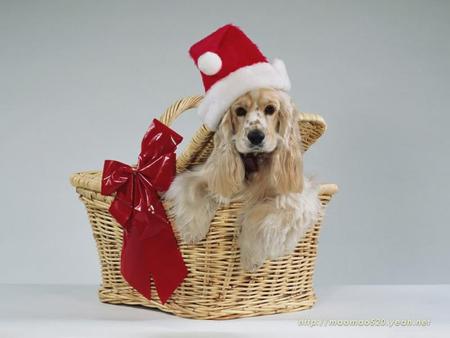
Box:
120;227;152;300
119;217;187;303
146;226;188;304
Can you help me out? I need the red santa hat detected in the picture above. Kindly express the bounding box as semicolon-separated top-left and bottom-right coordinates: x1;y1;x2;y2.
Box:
189;24;291;130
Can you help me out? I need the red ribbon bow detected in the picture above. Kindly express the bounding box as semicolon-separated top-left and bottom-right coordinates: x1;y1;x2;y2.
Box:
101;119;187;304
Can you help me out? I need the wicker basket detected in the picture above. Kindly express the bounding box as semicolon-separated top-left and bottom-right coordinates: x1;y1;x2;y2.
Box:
70;95;338;320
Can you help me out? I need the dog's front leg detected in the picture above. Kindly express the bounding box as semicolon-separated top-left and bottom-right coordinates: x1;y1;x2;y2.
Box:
239;180;321;271
165;169;218;244
238;201;274;272
240;199;300;272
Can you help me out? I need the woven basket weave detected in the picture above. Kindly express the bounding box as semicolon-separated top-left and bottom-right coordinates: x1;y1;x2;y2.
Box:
70;95;338;319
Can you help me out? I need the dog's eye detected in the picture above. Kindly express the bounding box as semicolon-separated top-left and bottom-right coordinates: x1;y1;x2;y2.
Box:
235;107;247;117
264;105;276;115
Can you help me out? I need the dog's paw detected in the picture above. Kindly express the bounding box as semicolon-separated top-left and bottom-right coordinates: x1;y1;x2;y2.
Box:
239;229;266;272
240;247;265;272
167;202;212;244
165;170;217;244
176;216;210;244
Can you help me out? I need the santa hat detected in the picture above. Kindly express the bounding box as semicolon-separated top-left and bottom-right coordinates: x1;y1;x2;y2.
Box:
189;24;291;130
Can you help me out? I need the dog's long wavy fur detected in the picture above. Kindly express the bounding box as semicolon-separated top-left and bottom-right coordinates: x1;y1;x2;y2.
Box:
166;89;321;271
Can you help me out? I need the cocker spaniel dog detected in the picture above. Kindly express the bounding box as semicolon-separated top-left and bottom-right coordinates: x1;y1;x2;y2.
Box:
166;88;321;271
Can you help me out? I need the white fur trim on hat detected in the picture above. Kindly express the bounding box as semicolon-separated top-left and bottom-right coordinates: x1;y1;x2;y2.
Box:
197;59;291;130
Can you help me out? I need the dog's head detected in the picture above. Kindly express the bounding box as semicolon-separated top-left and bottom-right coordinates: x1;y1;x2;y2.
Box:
204;88;303;199
228;88;291;154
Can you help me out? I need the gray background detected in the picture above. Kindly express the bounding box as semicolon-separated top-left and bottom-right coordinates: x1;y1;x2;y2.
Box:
1;0;449;286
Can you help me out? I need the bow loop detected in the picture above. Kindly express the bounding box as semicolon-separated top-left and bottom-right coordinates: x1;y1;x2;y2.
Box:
139;119;182;167
138;153;177;192
101;160;134;195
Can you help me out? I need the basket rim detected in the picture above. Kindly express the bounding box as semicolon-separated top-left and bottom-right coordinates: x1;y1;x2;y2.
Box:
70;170;338;197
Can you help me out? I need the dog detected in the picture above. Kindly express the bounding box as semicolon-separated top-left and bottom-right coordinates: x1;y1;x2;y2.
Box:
166;88;321;271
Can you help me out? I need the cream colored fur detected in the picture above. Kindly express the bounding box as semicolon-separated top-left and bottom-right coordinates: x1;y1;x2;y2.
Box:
238;179;320;271
165;168;218;244
166;88;321;271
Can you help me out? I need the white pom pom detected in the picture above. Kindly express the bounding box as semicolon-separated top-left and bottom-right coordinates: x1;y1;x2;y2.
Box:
197;52;222;76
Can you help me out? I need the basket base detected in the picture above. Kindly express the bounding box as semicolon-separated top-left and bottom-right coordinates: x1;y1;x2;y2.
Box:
98;286;316;320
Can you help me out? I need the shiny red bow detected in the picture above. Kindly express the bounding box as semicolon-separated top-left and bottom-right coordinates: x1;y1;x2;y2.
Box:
101;119;187;304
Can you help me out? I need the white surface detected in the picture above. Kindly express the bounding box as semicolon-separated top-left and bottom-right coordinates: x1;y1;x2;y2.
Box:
0;284;448;337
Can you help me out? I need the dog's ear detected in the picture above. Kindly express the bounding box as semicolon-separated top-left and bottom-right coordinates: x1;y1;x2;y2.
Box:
270;96;304;194
203;110;245;201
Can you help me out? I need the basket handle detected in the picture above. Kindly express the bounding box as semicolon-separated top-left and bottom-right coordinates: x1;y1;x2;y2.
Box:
158;96;204;127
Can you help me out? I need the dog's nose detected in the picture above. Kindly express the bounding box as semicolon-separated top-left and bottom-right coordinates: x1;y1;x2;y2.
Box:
247;130;265;145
